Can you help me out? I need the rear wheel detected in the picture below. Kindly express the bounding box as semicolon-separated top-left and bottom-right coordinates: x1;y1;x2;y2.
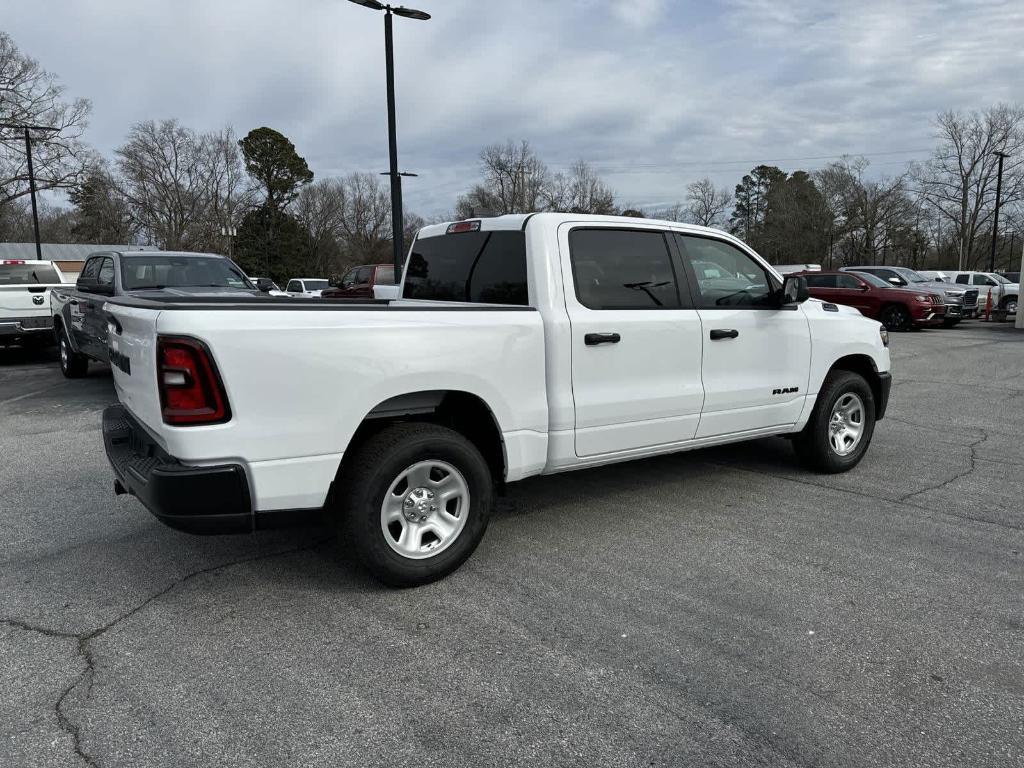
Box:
336;422;493;587
58;328;88;378
880;304;911;331
793;370;876;473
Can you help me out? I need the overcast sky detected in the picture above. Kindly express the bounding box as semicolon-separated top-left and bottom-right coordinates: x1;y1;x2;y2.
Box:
4;0;1022;216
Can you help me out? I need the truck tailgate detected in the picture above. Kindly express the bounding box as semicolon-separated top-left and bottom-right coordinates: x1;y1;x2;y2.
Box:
106;303;165;440
0;284;54;320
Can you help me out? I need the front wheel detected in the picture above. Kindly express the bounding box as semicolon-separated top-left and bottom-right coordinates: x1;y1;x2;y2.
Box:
336;422;493;587
793;370;876;473
58;328;88;378
880;304;911;331
1001;296;1017;314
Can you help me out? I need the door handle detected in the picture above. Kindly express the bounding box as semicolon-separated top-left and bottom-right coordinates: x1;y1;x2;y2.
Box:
709;329;739;340
585;332;621;346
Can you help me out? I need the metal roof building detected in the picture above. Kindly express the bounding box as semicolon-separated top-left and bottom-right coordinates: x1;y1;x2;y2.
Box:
0;243;158;260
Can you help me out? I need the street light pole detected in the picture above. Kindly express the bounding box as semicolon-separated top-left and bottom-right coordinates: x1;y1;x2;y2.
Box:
347;0;430;284
383;9;404;281
990;150;1009;273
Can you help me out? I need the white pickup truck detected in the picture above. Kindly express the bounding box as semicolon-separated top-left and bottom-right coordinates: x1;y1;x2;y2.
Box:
101;213;892;586
0;259;66;347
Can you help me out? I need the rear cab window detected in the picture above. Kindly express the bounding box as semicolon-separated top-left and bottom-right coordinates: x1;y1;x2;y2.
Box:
403;230;528;305
0;263;61;285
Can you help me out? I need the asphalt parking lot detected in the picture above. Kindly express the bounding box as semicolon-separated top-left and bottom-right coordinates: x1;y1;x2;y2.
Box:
2;325;1022;768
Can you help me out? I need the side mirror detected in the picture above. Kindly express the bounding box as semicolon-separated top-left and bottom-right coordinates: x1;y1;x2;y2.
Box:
858;284;870;291
92;282;115;296
373;284;400;301
255;278;274;293
781;275;809;305
75;278;94;291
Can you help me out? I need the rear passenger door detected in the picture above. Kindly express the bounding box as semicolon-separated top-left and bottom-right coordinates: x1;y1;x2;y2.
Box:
675;234;811;439
559;224;704;457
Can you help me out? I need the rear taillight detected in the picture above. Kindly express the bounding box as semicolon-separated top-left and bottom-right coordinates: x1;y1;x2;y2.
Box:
157;336;230;425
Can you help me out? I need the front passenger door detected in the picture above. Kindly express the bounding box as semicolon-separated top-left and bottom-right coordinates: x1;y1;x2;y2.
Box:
675;234;811;439
82;256;115;361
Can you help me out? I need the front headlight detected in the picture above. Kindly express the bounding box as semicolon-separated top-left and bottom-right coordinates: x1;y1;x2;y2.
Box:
944;290;963;297
879;325;889;347
914;294;929;302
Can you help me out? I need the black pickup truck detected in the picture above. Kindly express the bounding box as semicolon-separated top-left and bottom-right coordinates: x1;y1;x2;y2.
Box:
51;250;263;377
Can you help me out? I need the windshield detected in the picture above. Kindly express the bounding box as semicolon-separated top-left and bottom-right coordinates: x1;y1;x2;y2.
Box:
302;280;329;290
896;268;929;283
0;264;61;285
121;256;253;291
990;273;1011;284
853;271;892;289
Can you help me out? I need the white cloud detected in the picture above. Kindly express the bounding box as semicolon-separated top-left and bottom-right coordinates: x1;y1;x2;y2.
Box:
3;0;1020;215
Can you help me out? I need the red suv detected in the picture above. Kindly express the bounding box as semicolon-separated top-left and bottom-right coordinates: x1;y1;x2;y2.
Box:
797;270;945;330
321;264;396;299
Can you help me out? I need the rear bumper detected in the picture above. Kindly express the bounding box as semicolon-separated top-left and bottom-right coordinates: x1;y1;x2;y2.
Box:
876;372;892;421
0;316;53;338
103;404;253;533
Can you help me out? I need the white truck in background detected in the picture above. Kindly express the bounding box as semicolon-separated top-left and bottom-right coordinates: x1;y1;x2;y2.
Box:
100;213;892;586
0;259;66;347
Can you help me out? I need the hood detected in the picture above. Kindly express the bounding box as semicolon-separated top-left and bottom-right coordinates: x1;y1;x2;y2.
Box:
128;286;264;298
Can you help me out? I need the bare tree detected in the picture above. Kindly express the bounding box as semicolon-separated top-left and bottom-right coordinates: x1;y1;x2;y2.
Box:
0;32;91;205
456;140;550;216
912;105;1024;269
546;160;616;214
295;177;347;276
684;177;732;227
116;120;249;251
816;157;912;265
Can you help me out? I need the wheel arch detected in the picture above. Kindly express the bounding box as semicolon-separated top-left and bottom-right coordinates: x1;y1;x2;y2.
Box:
339;389;507;491
827;354;885;414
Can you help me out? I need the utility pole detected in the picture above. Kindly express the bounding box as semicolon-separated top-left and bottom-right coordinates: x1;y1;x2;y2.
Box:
990;150;1009;273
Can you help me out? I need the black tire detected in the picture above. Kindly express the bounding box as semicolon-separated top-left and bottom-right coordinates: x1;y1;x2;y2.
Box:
336;422;493;587
880;304;911;331
58;328;88;378
793;370;876;474
1000;296;1017;314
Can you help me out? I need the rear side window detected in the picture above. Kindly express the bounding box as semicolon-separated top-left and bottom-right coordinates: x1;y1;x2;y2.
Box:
404;231;528;305
0;263;61;285
569;229;681;310
804;274;836;288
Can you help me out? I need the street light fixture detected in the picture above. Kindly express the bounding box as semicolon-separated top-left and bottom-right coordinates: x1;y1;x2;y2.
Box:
989;150;1010;273
347;0;431;284
0;122;59;260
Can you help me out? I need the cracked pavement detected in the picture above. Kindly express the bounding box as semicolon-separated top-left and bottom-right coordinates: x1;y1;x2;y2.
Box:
2;327;1022;767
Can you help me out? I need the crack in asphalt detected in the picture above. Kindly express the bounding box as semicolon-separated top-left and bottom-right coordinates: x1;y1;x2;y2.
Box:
1;537;332;768
898;429;989;503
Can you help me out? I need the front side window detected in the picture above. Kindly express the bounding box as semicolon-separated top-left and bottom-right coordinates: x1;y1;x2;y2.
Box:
569;229;681;310
404;230;528;305
287;281;301;292
340;269;357;287
676;235;775;308
836;274;863;289
96;258;115;288
79;257;101;282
